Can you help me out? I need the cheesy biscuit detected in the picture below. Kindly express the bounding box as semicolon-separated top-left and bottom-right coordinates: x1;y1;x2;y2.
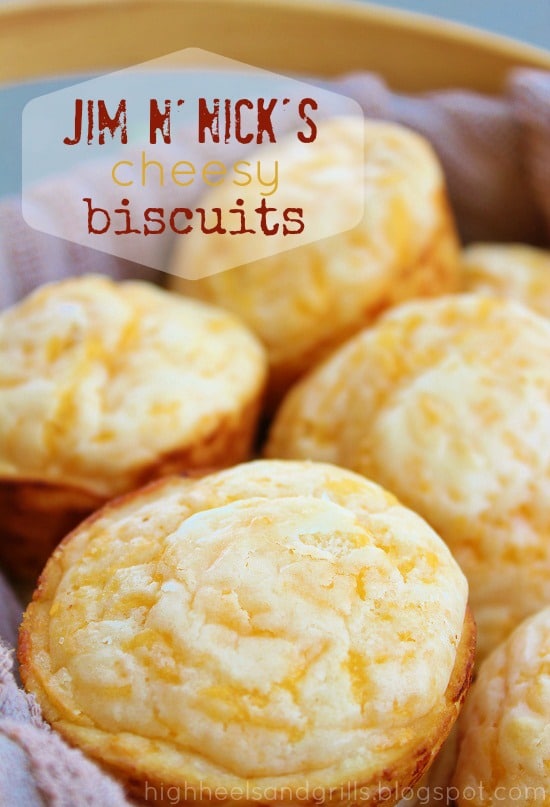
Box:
0;275;266;578
20;460;474;806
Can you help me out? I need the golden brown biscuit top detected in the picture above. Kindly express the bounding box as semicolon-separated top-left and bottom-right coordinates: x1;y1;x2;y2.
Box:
452;607;550;807
0;275;265;495
22;461;468;786
462;243;550;318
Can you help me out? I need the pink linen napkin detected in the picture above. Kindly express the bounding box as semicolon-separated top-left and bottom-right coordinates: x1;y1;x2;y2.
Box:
0;573;135;805
0;572;22;653
0;635;136;807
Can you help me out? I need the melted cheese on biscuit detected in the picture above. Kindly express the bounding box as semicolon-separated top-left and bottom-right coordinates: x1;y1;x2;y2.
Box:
22;461;468;790
0;275;266;495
